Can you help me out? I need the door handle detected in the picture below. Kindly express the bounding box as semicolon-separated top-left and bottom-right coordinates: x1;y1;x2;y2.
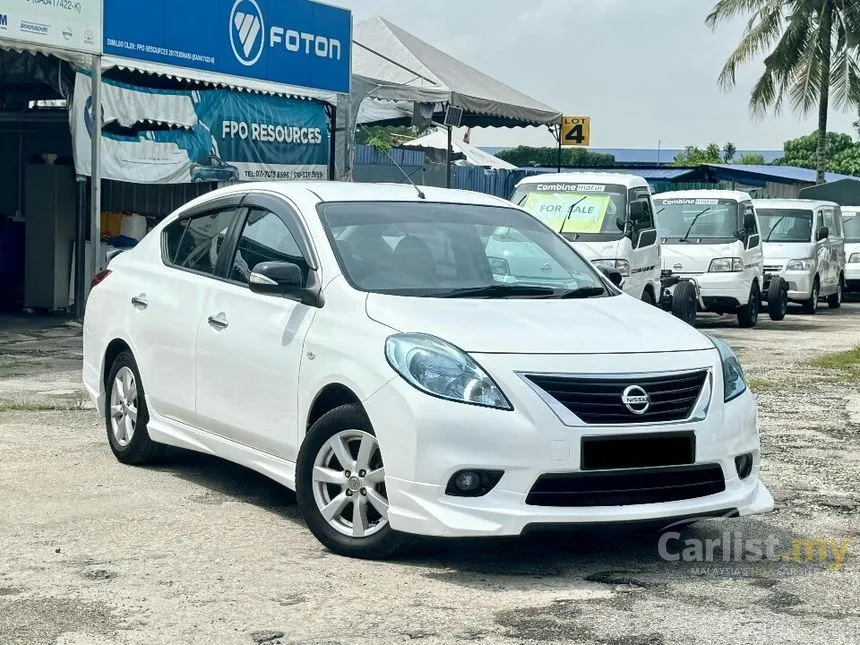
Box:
207;314;229;330
131;295;148;308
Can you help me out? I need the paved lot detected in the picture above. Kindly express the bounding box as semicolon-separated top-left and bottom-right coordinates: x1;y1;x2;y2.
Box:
1;305;859;645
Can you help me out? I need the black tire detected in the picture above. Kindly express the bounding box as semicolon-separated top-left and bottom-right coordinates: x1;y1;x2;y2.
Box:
767;276;788;321
737;282;760;328
801;278;820;315
641;287;656;306
670;280;697;326
828;276;843;309
104;351;164;465
296;404;409;560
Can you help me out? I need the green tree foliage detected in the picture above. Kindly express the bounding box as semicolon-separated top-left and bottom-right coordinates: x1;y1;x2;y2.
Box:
774;130;860;176
672;143;723;166
355;126;431;151
722;142;738;163
706;0;860;184
495;146;615;168
736;153;767;165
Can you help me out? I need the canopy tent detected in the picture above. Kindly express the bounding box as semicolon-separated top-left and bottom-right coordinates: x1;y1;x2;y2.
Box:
337;16;561;180
400;129;517;170
798;178;860;206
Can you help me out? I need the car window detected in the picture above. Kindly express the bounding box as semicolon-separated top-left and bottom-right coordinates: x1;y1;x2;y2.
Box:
231;209;306;283
164;208;238;276
743;204;758;234
824;208;842;238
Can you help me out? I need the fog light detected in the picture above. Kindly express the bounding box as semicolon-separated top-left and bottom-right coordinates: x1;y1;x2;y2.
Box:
445;469;504;497
735;453;753;479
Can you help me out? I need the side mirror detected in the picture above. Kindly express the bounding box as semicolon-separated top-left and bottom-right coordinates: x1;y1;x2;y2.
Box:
817;226;829;241
596;264;623;287
735;229;748;242
249;261;324;307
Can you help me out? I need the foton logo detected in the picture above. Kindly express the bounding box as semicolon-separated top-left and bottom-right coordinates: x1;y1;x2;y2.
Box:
230;0;265;66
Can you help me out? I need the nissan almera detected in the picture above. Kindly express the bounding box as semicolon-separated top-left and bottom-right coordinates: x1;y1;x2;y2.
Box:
83;182;773;559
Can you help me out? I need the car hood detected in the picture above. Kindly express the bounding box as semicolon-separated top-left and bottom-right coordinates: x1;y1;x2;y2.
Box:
365;293;714;354
762;242;812;265
661;242;738;274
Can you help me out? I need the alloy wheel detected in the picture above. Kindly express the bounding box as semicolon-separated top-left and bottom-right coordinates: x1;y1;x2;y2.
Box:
311;430;389;538
109;366;138;447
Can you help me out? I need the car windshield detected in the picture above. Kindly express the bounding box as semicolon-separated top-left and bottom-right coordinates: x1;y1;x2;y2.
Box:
842;211;860;242
317;201;610;298
510;182;627;241
757;209;814;243
653;198;739;242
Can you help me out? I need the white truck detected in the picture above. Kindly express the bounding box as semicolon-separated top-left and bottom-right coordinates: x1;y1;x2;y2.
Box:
840;206;860;292
753;199;846;312
510;173;662;303
652;190;788;327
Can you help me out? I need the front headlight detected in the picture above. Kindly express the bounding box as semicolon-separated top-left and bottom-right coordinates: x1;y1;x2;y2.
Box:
710;336;747;402
594;259;631;277
786;258;814;271
849;253;860;264
384;333;512;410
709;257;743;272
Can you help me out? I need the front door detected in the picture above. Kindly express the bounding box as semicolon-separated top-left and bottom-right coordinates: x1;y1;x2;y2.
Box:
194;196;319;460
628;188;659;299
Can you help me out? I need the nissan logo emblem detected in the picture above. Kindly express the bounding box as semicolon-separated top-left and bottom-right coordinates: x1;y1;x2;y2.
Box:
621;385;651;415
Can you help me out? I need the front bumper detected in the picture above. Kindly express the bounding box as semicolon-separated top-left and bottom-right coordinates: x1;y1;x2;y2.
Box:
363;351;772;538
764;268;814;300
845;263;860;288
668;272;751;311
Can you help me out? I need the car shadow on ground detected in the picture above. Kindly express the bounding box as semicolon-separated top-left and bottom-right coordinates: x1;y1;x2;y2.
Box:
144;447;819;588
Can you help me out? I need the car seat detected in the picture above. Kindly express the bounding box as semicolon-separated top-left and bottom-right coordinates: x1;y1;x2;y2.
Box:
394;236;438;285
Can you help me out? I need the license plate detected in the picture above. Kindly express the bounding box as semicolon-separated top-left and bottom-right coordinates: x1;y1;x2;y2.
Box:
581;432;696;471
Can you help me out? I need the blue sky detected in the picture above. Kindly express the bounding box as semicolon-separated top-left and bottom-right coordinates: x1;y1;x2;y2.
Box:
333;0;859;149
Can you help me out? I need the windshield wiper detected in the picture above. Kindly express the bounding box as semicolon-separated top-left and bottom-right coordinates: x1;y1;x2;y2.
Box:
553;286;606;299
440;285;557;299
764;215;787;242
679;207;713;242
559;196;588;235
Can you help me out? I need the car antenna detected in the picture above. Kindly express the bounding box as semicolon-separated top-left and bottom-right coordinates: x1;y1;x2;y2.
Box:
357;124;425;199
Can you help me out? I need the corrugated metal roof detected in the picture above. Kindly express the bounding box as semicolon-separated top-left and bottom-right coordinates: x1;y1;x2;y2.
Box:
705;164;856;184
478;148;784;164
519;167;699;181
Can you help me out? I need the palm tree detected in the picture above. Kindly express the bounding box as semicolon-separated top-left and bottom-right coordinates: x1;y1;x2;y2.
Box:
706;0;860;183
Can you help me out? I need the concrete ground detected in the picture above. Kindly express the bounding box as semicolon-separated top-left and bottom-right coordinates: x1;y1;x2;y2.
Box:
0;305;858;645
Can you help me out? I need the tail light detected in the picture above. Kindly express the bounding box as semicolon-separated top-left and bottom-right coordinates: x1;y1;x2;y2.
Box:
91;269;112;289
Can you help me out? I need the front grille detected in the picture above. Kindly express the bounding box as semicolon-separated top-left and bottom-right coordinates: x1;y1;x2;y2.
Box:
763;265;784;274
524;370;708;425
525;464;726;507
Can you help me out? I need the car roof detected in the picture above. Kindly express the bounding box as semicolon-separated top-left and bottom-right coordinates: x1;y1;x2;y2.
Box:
653;189;752;202
172;181;514;214
751;198;840;210
515;172;649;189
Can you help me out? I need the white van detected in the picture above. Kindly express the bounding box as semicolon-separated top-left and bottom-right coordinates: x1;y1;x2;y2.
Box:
841;206;860;291
653;190;787;327
510;173;661;303
753;199;846;313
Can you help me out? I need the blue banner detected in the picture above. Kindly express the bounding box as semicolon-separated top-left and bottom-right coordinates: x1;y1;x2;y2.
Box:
103;0;352;94
72;71;330;184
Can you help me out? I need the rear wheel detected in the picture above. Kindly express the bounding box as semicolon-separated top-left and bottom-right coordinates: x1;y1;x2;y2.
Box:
670;280;697;326
105;351;164;465
737;282;760;328
296;404;408;559
802;278;820;315
767;276;788;321
828;276;843;309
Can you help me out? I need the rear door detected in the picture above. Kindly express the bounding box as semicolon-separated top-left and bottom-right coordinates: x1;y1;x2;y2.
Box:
741;201;763;284
129;196;245;426
194;192;320;460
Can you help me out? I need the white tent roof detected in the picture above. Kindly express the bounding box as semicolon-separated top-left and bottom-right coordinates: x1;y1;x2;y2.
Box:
400;129;517;170
353;17;560;128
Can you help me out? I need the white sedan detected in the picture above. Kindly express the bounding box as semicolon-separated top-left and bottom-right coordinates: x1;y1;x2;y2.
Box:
83;182;773;559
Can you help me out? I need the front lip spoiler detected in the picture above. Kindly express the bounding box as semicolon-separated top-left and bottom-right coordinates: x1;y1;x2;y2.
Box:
519;508;740;534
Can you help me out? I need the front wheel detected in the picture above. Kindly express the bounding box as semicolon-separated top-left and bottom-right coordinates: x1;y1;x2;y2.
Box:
641;288;656;306
802;279;820;315
767;276;788;321
670;280;697;326
737;282;760;328
828;277;843;309
296;404;408;559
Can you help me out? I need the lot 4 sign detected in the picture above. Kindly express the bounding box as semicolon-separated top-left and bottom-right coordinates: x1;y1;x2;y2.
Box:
561;116;591;147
